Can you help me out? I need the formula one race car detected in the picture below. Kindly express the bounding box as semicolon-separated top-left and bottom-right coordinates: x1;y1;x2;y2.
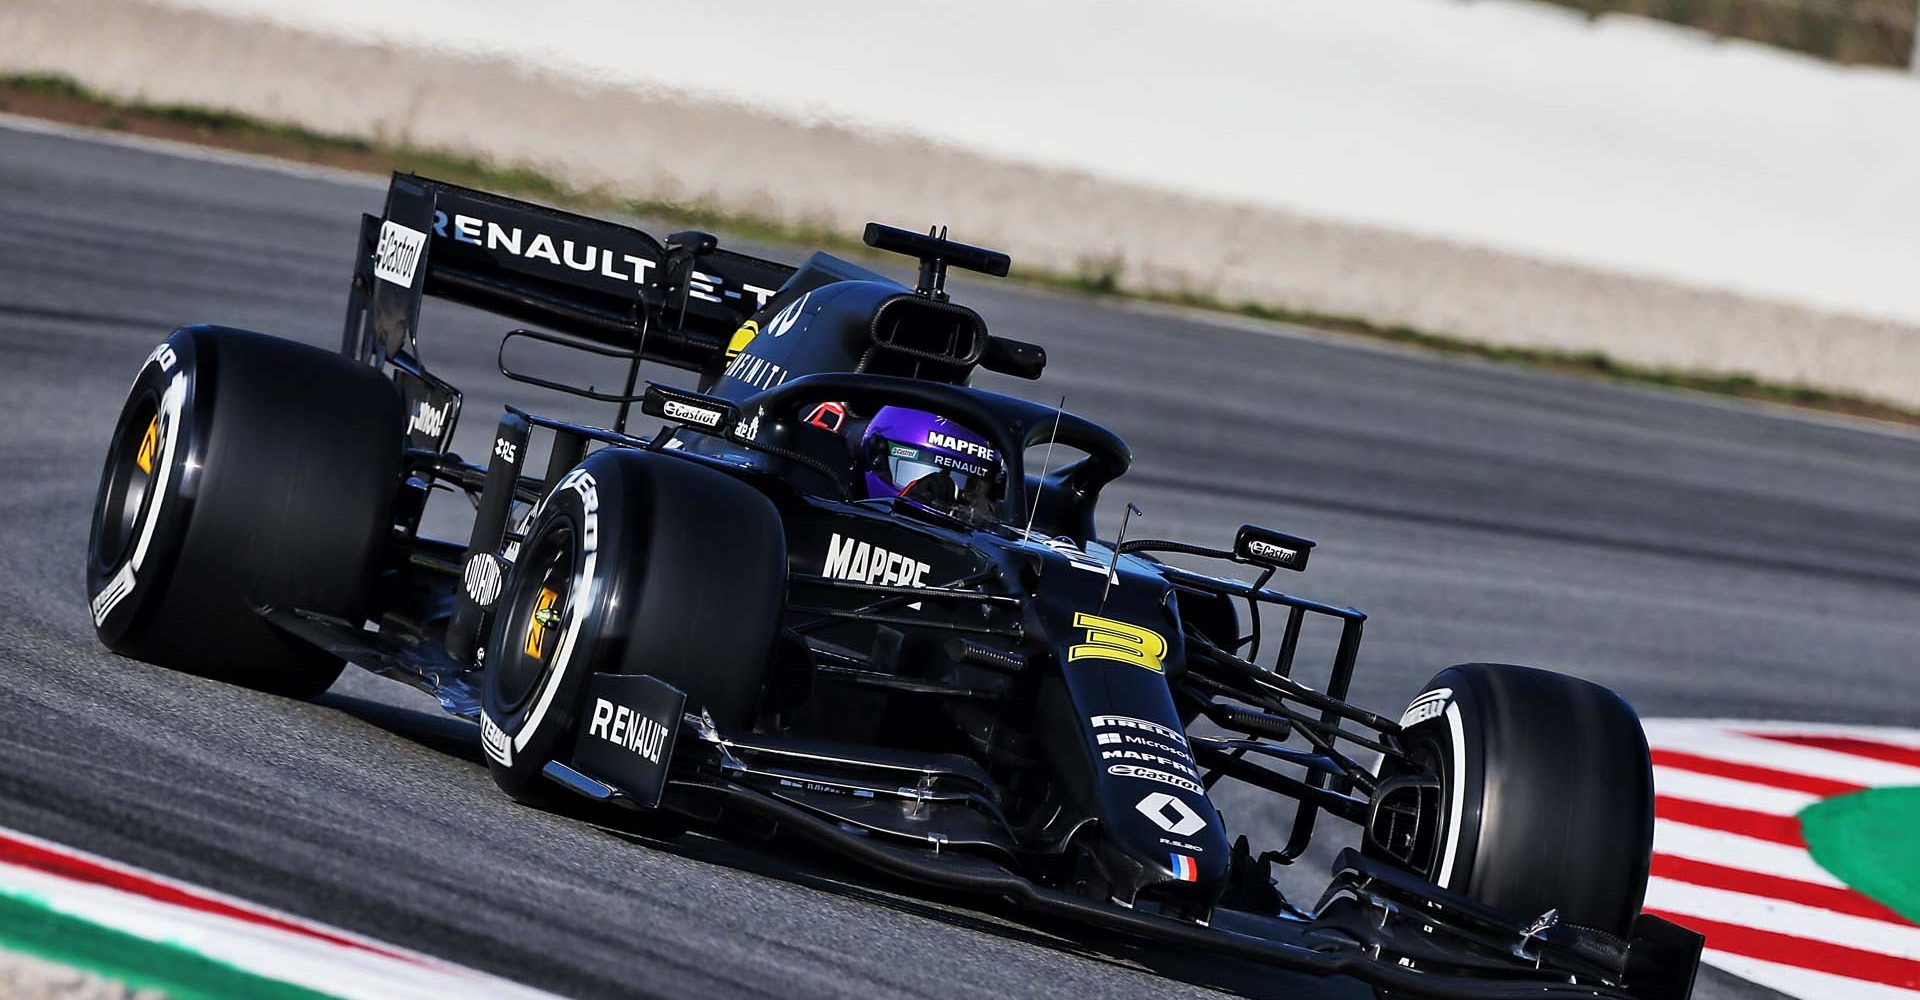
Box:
85;175;1703;999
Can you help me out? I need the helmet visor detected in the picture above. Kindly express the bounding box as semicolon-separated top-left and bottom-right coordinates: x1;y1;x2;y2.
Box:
882;443;989;497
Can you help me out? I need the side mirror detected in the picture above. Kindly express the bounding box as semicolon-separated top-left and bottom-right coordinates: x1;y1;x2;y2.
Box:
981;336;1046;380
641;383;738;433
1234;524;1315;572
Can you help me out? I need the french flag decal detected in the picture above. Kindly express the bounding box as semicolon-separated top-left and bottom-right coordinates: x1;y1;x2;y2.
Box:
1170;853;1197;882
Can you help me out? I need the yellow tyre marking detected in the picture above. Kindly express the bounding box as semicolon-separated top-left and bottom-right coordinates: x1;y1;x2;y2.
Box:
134;415;159;474
524;587;560;658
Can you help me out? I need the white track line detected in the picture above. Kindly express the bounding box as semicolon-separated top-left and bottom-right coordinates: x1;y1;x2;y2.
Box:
1;865;419;1000
1703;951;1920;1000
1653;766;1820;816
1653;819;1845;887
0;864;548;1000
1645;877;1920;961
1705;721;1920;747
1641;723;1920;787
0;827;565;1000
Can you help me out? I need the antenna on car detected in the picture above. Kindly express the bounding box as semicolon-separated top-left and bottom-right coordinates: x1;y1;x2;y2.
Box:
1025;395;1067;538
1101;502;1144;612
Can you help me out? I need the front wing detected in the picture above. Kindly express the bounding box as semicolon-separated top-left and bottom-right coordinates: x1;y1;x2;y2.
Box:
549;678;1703;1000
259;611;1701;1000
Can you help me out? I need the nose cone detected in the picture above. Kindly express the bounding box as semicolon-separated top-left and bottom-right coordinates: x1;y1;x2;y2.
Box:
1030;552;1229;904
1084;711;1231;901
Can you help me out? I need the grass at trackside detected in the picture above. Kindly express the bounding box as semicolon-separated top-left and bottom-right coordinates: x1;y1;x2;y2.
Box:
0;891;337;1000
1799;786;1920;925
4;72;1916;427
1538;0;1915;69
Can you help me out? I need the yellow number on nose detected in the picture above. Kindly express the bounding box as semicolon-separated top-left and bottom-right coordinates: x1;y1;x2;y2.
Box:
1068;612;1167;673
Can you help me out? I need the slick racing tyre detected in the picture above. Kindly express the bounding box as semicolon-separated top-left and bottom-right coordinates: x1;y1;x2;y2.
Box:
479;448;786;803
85;326;403;699
1369;663;1655;938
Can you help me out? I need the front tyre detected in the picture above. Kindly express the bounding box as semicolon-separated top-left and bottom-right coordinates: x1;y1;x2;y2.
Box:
1371;662;1655;938
85;327;403;698
479;449;786;803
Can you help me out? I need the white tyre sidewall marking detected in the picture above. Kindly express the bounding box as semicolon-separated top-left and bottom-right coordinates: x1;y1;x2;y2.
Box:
480;467;599;763
1400;686;1451;728
91;350;185;628
480;712;513;767
1436;699;1468;891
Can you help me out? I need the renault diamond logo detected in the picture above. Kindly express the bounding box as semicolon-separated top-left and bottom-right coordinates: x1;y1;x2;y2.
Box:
1135;791;1206;836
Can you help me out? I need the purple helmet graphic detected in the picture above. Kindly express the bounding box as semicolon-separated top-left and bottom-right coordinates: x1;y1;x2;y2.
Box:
860;407;1000;510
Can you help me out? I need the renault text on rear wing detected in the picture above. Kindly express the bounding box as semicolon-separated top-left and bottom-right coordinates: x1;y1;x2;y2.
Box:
351;174;796;375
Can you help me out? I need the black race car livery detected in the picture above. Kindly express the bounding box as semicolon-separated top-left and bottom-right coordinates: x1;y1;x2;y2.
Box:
84;175;1704;1000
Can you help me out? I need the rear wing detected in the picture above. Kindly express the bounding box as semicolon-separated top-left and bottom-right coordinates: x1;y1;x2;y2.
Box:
343;174;796;375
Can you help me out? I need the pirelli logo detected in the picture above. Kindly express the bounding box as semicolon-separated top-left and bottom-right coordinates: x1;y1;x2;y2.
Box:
1068;612;1167;673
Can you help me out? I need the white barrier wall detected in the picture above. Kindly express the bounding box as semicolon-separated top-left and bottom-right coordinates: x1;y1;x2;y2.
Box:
151;0;1920;328
4;0;1919;405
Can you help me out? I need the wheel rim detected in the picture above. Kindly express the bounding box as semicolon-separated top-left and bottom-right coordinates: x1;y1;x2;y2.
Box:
94;392;162;574
1407;739;1447;880
493;521;576;715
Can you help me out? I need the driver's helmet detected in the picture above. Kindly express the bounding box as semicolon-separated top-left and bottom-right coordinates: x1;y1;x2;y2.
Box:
859;407;1000;512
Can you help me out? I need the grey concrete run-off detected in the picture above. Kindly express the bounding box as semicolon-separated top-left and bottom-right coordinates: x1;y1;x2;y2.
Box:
0;122;1891;999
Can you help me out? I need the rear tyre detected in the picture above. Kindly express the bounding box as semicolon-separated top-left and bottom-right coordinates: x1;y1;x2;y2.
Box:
85;326;403;699
1371;662;1654;938
478;449;786;804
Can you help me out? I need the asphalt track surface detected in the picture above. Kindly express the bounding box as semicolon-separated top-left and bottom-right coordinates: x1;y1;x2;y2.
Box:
3;118;1916;1000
